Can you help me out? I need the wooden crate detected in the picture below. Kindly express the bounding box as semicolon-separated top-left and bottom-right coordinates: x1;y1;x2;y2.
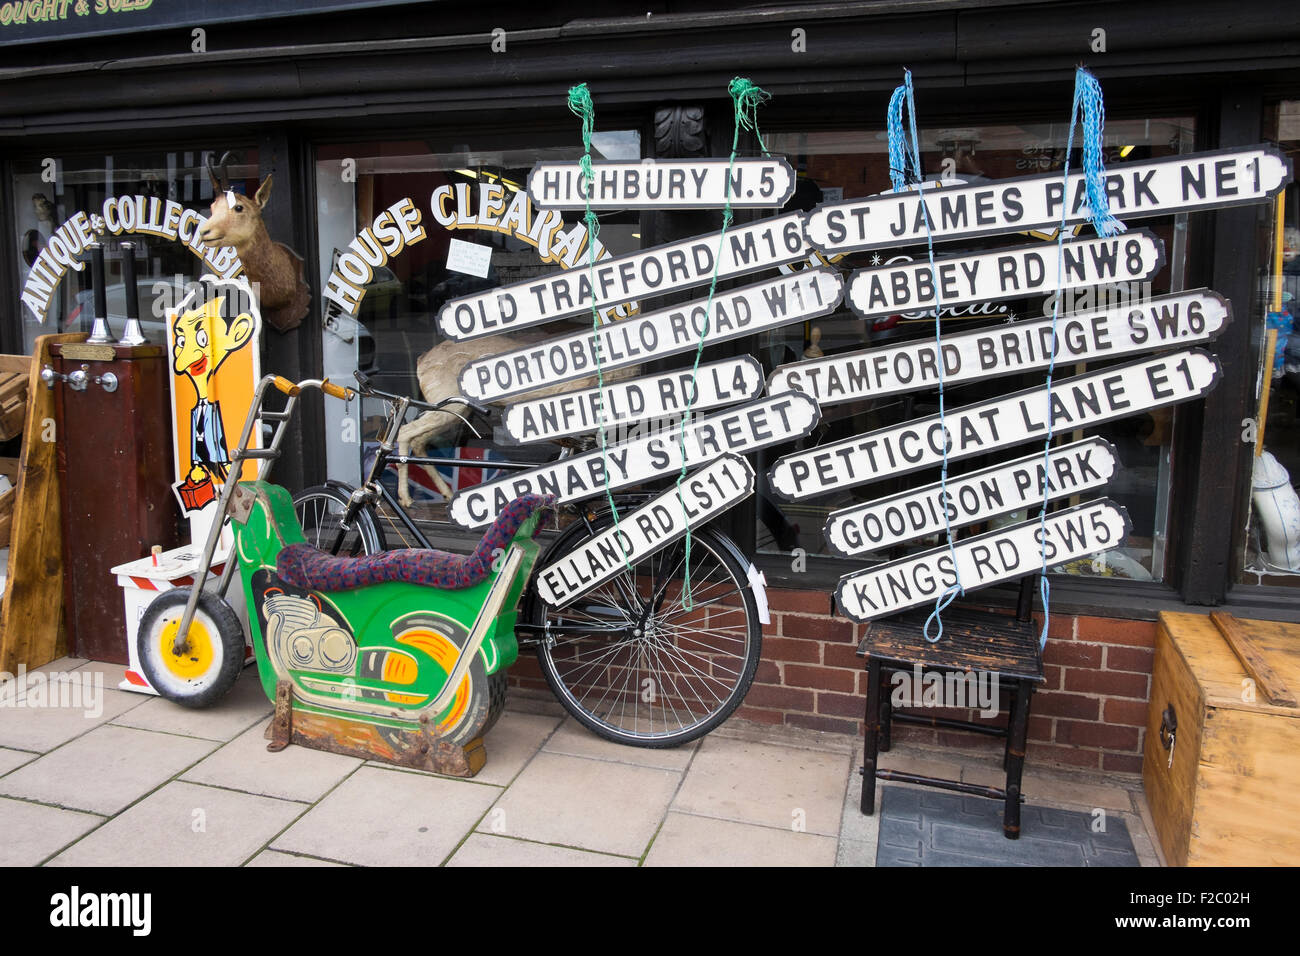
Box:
0;456;18;547
1144;611;1300;866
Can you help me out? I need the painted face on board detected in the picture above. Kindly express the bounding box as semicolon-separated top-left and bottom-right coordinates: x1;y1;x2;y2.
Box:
171;295;254;401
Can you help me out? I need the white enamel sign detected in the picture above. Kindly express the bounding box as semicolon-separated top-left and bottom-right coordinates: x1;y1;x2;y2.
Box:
834;498;1131;622
459;268;843;402
805;146;1292;254
503;356;765;444
535;455;756;607
769;289;1228;406
528;158;797;210
770;349;1219;499
438;212;809;340
846;231;1164;320
824;438;1117;557
451;392;819;528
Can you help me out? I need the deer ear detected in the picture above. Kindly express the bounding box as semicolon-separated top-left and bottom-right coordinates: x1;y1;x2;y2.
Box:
254;175;273;208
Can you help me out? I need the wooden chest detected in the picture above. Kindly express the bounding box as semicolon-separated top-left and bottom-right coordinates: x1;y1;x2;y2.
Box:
1144;611;1300;866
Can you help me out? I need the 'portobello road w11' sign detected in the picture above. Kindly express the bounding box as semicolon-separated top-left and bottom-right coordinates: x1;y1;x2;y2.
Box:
846;231;1164;319
438;212;808;340
805;146;1291;254
535;455;755;607
834;498;1131;622
528;158;796;210
823;438;1116;556
459;268;843;402
451;392;819;528
503;356;765;444
770;349;1219;499
769;289;1228;406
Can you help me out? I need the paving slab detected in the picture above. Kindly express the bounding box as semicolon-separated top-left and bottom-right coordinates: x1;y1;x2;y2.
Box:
0;683;144;752
483;751;680;858
47;781;304;867
0;724;216;814
0;797;104;866
245;850;349;867
181;718;362;803
0;747;36;776
644;811;836;866
111;667;272;742
541;718;697;771
373;711;562;787
672;735;850;837
1021;769;1136;812
448;833;637;867
273;765;500;867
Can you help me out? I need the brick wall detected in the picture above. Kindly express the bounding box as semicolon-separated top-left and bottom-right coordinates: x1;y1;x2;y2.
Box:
507;585;1157;773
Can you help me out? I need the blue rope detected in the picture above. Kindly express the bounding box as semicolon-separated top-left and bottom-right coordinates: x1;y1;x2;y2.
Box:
1037;67;1124;647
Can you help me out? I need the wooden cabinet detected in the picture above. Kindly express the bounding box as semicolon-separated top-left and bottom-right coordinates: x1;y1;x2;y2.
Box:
1144;611;1300;866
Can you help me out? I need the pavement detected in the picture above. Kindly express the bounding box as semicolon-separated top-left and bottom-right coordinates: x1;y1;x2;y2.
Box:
0;656;1164;867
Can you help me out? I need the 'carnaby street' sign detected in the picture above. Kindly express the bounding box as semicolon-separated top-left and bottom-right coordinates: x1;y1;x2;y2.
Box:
503;356;765;444
834;498;1131;621
452;392;819;528
846;231;1164;320
460;268;843;402
528;158;797;210
535;454;755;607
823;438;1117;556
805;146;1292;254
769;289;1228;406
770;349;1219;499
438;212;808;340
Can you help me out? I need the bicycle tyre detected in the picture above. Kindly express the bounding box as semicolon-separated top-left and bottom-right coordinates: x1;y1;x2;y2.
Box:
526;513;762;748
293;484;386;556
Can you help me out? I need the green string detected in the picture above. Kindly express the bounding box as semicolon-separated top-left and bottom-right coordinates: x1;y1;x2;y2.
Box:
677;76;771;609
567;83;630;569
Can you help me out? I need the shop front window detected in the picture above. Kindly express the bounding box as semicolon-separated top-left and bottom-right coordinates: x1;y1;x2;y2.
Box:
756;117;1197;583
10;148;259;353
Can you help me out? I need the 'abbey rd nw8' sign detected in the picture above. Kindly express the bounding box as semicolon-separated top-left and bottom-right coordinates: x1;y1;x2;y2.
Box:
451;392;819;528
834;498;1131;621
503;356;765;444
528;158;797;210
438;212;809;340
768;289;1228;406
459;268;843;402
770;349;1220;499
535;455;756;607
804;146;1291;254
823;438;1117;556
846;231;1164;320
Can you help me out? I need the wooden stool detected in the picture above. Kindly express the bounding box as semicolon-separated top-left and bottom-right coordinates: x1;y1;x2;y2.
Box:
857;603;1044;839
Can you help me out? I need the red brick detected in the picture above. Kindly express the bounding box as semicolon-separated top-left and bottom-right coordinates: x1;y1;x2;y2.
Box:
1063;668;1149;699
818;690;867;719
767;588;834;615
1031;692;1100;720
823;640;866;670
754;660;781;685
781;613;853;643
1055;719;1140;751
1105;645;1155;674
734;705;785;725
1075;616;1156;647
759;636;820;664
1041;664;1062;691
744;683;815;711
509;656;544;678
785;712;861;735
1027;715;1054;743
785;663;856;693
1033;612;1075;641
1043;641;1103;668
1027;742;1102;770
1102;697;1150;728
1103;752;1144;774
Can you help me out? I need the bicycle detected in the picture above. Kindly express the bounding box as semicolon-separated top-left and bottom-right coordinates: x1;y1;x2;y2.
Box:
291;369;765;748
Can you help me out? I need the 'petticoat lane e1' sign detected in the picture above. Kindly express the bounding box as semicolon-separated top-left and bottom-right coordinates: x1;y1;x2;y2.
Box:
804;145;1291;254
528;158;797;210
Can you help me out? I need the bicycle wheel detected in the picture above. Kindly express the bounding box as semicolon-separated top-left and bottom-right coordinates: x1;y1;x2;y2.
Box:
527;514;762;748
293;484;386;556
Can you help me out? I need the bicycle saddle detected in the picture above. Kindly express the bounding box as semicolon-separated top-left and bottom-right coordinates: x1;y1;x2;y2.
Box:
276;494;555;592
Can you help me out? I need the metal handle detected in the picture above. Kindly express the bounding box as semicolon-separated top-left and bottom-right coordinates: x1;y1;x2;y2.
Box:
1159;703;1177;750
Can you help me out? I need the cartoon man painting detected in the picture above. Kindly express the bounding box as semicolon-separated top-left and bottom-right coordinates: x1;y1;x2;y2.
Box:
169;277;258;514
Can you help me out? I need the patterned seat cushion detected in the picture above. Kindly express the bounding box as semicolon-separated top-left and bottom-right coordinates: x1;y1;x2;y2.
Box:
276;494;555;592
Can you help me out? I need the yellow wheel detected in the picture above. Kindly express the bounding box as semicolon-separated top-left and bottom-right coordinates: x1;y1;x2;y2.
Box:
138;589;245;708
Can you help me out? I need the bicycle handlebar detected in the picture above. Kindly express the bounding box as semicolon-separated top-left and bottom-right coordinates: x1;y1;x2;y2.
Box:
267;376;355;402
349;369;491;416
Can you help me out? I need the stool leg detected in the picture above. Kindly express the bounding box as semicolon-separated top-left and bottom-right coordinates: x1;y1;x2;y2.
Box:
1003;680;1033;840
860;656;883;815
879;666;893;753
